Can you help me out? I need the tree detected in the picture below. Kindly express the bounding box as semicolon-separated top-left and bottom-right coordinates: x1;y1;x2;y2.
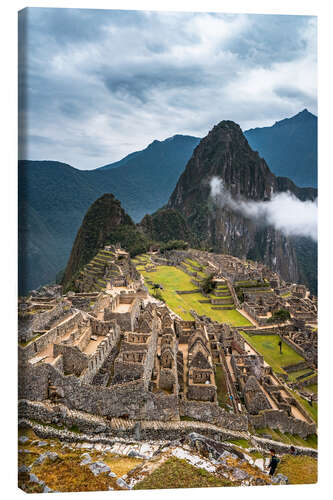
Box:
201;274;216;295
269;308;291;324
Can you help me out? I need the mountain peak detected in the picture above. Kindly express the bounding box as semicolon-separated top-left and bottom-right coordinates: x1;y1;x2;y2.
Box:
244;109;317;188
273;109;316;128
62;193;135;287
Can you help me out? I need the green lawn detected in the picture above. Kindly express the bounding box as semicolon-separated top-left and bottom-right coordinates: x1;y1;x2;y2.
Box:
239;332;304;377
227;438;251;448
139;263;251;326
288;368;313;382
303;384;318;394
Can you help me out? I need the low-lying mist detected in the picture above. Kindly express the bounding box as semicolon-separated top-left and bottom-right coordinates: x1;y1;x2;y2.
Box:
210;177;317;241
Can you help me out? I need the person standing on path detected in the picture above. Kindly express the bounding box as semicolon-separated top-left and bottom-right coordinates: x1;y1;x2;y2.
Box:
266;448;280;476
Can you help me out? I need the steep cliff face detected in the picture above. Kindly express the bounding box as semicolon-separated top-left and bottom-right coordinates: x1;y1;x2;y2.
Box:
167;121;316;284
139;208;197;245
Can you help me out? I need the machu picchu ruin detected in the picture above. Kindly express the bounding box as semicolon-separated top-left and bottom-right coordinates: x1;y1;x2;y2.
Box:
18;243;318;492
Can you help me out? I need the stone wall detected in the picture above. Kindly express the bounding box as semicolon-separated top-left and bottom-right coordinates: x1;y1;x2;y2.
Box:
18;311;83;362
18;400;317;455
249;409;316;438
19;362;178;421
187;384;216;402
104;297;141;331
18;300;70;342
281;336;307;359
179;400;248;431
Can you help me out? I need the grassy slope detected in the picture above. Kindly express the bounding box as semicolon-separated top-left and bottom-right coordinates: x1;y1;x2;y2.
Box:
303;384;318;394
133;457;233;489
255;427;317;449
276;455;317;484
291;389;318;424
140;263;251;325
18;427;142;493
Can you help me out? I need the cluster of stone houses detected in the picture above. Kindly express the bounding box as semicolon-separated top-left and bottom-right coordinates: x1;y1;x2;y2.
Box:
18;247;317;438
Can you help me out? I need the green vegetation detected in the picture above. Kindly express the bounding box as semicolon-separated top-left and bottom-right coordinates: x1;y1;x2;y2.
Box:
227;438;251;448
140;208;196;245
255;428;317;449
133;457;233;489
19;333;43;347
139;262;251;325
159;240;189;252
303;384;318;394
291;389;318;424
153;289;165;302
215;366;230;410
180;416;196;422
239;332;304;378
276;455;317;484
105;224;151;257
62;194;154;290
201;273;216;294
268;308;291;323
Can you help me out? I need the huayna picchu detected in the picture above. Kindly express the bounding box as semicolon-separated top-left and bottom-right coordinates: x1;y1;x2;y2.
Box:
151;120;317;293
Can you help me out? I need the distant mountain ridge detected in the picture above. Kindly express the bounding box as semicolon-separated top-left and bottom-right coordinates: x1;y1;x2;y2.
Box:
244;109;317;188
18;110;317;295
18;135;200;294
97;134;200;172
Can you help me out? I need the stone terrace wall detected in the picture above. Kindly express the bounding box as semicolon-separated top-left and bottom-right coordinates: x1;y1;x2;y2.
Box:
18;400;245;443
18;362;178;421
18;300;69;342
226;279;240;309
18;311;83;362
179;400;248;431
249;409;316;438
281;336;307;359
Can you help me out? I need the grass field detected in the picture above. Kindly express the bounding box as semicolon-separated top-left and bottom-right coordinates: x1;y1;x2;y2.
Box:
18;427;141;493
239;332;305;377
287;368;313;382
140;264;251;326
276;455;317;484
303;384;318;394
133;457;233;489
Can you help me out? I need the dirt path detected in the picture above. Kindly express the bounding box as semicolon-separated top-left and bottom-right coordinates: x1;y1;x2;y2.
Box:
225;355;236;383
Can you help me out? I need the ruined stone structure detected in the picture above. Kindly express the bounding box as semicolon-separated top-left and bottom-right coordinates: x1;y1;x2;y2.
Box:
18;246;317;439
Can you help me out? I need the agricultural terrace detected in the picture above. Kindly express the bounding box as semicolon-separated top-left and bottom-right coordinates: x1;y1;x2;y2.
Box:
133;255;251;326
239;331;318;423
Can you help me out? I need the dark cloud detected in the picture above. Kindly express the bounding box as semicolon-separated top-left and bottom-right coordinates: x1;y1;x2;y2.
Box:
18;8;317;170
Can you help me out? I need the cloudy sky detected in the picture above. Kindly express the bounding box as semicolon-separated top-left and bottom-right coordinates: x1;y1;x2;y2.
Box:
19;8;317;170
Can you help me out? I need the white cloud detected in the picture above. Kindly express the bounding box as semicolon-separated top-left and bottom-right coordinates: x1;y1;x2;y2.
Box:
210;177;317;241
21;9;317;169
